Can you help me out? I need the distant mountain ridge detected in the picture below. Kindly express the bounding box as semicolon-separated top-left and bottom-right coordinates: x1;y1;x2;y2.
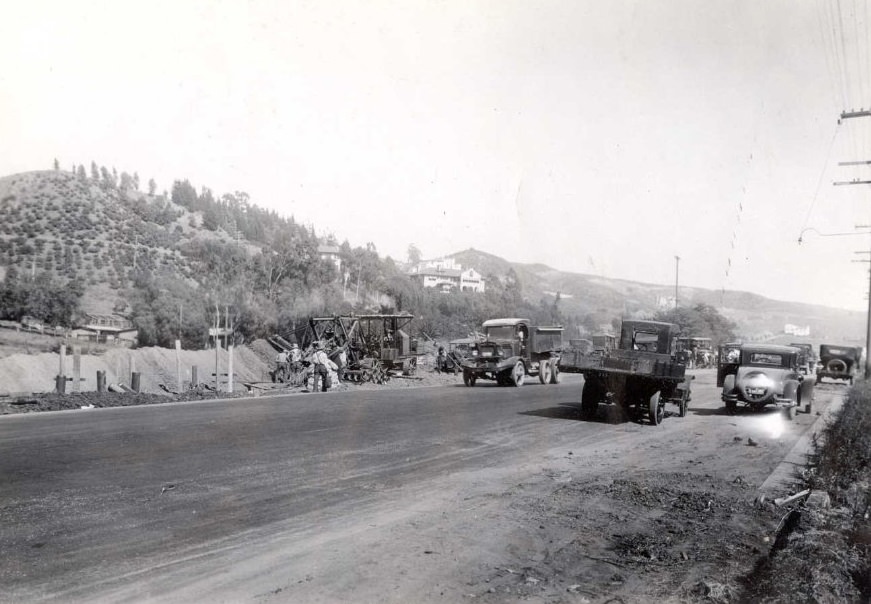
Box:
446;248;865;343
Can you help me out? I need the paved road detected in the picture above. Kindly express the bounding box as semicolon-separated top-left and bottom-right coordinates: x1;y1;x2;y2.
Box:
0;372;835;601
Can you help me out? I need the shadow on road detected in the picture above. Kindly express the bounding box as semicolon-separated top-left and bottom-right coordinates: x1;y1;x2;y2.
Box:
521;403;672;425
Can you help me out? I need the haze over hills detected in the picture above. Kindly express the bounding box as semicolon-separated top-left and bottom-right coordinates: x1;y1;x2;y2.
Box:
447;250;865;344
0;169;864;345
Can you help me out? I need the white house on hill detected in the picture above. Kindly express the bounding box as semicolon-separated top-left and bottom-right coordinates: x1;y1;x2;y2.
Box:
409;258;486;293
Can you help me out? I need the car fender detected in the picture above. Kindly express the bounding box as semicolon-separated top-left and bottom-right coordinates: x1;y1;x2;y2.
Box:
782;380;799;402
722;374;737;400
799;378;815;403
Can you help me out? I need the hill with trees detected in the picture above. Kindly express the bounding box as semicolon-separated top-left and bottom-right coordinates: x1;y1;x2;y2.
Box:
0;165;863;349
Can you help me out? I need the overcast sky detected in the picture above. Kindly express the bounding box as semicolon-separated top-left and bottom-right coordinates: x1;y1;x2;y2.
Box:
2;1;871;310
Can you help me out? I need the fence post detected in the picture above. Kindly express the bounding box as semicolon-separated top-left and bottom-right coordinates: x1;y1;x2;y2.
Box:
72;346;81;392
131;372;141;393
228;344;234;393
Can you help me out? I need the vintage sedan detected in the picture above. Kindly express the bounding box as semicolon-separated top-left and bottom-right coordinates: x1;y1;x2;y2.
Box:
721;344;814;419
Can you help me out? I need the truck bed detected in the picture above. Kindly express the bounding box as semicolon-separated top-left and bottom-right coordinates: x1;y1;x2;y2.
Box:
560;349;686;379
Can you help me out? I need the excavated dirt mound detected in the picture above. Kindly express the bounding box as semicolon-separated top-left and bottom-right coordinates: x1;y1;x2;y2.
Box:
0;338;464;414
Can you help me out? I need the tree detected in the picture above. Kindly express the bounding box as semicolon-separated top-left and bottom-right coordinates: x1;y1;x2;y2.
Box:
90;161;99;180
407;244;422;266
148;178;157;196
53;158;59;171
654;303;736;347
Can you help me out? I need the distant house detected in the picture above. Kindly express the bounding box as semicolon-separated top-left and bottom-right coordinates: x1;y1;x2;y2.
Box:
73;313;138;345
784;323;811;337
409;258;486;293
318;245;342;272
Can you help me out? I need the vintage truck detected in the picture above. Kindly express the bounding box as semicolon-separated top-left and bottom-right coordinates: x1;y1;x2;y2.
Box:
559;320;692;425
816;344;863;385
461;318;563;387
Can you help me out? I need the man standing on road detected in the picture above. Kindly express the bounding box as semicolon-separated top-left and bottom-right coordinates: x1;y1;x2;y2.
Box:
289;343;301;372
310;341;331;392
276;349;289;381
336;346;347;382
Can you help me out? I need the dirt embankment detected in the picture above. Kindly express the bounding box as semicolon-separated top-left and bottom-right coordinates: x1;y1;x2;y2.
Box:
0;335;463;413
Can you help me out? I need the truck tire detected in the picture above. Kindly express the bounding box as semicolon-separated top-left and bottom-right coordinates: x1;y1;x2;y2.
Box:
649;391;663;426
581;380;601;419
511;361;525;387
538;360;552;384
550;362;561;384
827;358;847;374
678;388;689;417
463;369;476;387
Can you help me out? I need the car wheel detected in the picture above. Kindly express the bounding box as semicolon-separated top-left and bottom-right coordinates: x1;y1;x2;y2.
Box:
463;370;475;387
725;399;737;415
649;391;663;426
538;359;551;384
785;404;797;420
511;361;525;387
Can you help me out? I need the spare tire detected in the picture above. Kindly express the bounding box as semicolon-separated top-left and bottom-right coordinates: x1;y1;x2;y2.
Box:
827;358;848;374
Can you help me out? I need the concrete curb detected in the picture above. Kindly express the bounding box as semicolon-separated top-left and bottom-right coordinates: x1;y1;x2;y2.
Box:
756;391;845;498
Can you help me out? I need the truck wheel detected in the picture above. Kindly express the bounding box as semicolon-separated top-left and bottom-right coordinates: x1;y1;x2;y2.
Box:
649;391;663;426
725;399;737;415
550;363;561;384
581;380;600;419
785;404;797;420
462;370;476;387
511;362;525;387
678;389;689;417
538;360;552;384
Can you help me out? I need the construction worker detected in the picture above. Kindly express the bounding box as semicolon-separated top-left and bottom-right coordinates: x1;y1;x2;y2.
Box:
289;343;301;371
336;347;347;382
276;349;289;382
310;341;331;392
436;346;447;373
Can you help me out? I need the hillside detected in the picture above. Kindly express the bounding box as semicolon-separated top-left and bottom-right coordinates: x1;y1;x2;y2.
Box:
449;249;865;343
0;170;235;313
0;169;864;345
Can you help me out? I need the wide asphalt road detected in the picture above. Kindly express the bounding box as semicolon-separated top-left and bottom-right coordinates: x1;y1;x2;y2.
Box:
0;372;832;601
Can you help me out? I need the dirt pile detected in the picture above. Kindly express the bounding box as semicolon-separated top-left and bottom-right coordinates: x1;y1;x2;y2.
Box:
0;344;269;396
0;337;464;414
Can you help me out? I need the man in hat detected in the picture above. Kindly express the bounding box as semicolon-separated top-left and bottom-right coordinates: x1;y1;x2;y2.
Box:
310;341;331;392
289;342;302;372
275;348;289;382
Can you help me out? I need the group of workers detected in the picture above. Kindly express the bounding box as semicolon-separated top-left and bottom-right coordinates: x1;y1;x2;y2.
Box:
276;341;347;392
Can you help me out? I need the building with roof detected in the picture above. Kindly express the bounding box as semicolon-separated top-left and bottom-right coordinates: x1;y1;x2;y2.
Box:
408;258;486;293
318;244;342;272
72;313;138;345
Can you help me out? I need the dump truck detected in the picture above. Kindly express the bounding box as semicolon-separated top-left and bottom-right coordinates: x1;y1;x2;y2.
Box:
559;320;692;425
461;318;563;386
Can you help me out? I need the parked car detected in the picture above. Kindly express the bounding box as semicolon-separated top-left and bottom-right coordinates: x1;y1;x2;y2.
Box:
721;344;814;419
817;344;862;385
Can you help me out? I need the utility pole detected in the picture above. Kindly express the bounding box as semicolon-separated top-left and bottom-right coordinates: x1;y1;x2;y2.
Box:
674;256;680;310
837;107;871;378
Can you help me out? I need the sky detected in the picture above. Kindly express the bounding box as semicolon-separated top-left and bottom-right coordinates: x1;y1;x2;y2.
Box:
2;1;871;310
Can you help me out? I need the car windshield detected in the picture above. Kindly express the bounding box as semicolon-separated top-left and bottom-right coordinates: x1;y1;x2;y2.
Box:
746;352;785;367
486;326;515;341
